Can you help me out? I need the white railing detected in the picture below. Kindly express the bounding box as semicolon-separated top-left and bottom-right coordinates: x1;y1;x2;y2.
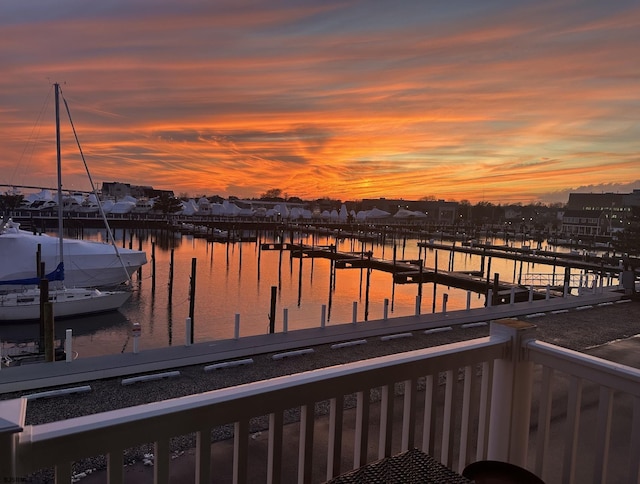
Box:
522;272;618;291
526;340;640;484
2;319;640;484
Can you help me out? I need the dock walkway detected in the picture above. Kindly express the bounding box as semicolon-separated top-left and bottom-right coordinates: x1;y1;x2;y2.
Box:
0;290;624;394
265;243;556;300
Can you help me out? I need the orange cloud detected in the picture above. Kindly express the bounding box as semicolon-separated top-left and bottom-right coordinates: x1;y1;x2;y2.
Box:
1;1;639;203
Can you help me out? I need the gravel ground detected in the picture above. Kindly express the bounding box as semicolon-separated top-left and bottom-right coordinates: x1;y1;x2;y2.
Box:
4;297;639;482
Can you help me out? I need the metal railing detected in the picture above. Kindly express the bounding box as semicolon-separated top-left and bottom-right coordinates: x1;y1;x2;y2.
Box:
2;318;640;483
522;272;619;291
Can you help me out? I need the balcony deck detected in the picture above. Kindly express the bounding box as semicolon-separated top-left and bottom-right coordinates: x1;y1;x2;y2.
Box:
1;291;639;483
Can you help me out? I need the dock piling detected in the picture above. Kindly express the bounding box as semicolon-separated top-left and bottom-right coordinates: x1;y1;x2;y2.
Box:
185;317;192;346
269;286;277;333
188;258;196;343
44;302;54;362
65;329;72;362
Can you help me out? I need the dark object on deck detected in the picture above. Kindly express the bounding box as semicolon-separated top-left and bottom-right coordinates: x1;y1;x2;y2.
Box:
462;460;545;483
326;448;471;483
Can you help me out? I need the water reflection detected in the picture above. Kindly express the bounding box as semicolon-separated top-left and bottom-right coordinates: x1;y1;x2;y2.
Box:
2;228;597;359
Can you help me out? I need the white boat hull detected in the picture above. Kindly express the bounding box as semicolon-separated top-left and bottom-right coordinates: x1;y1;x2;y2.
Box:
0;287;131;321
0;221;147;289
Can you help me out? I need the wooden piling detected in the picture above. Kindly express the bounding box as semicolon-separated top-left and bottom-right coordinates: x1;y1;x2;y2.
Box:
151;241;156;292
36;244;42;277
188;258;196;344
168;248;175;302
39;277;48;352
43;301;54;362
137;237;143;280
269;286;277;334
518;259;524;285
432;250;438;313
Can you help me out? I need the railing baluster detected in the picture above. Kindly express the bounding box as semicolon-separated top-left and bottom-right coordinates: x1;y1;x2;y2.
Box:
441;369;455;466
562;375;582;484
55;461;72;483
299;402;315;484
628;397;640;483
195;427;211;484
476;361;492;461
267;412;283;484
378;384;394;459
593;386;613;483
535;366;553;480
107;449;124;484
401;378;417;452
458;365;473;474
327;396;344;480
421;374;436;455
154;438;170;484
233;420;249;484
354;390;370;469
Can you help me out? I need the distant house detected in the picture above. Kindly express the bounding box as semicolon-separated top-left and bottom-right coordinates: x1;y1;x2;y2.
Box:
564;190;640;235
360;198;458;224
101;182;132;199
101;182;173;200
560;209;604;237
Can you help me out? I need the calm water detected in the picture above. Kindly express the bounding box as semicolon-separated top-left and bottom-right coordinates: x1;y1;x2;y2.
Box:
1;228;596;359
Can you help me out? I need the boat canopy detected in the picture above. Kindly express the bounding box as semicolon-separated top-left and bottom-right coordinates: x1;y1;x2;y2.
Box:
0;262;64;286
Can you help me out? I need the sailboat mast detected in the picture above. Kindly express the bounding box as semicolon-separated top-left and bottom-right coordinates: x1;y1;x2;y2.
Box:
55;83;64;268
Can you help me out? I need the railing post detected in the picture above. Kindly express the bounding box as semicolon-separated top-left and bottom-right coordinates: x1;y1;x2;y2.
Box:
415;295;421;316
352;301;357;324
487;319;537;466
0;398;26;480
442;293;448;314
283;308;288;333
132;322;141;354
466;291;471;310
65;329;72;362
320;304;327;328
383;298;389;320
234;314;240;340
185;317;192;346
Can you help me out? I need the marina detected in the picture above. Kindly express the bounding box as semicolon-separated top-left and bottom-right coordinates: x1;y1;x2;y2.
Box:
0;219;631;363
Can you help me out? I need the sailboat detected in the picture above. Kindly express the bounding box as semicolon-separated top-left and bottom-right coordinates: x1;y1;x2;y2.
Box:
0;84;142;322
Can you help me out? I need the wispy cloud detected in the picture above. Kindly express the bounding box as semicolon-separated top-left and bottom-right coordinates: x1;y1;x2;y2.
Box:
1;0;639;203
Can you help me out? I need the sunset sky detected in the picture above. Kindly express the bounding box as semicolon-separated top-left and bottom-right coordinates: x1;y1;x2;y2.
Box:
1;1;639;204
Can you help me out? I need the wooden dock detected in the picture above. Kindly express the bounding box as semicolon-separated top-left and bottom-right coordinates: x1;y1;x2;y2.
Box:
261;242;548;303
418;241;625;274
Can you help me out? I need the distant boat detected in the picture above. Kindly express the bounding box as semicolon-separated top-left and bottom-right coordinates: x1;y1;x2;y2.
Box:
0;83;142;321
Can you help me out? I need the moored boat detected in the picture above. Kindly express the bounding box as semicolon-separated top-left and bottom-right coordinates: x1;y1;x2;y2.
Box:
0;219;147;289
0;287;132;322
0;83;140;322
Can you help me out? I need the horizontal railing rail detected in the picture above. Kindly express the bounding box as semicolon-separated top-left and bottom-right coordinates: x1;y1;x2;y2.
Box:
5;336;508;483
